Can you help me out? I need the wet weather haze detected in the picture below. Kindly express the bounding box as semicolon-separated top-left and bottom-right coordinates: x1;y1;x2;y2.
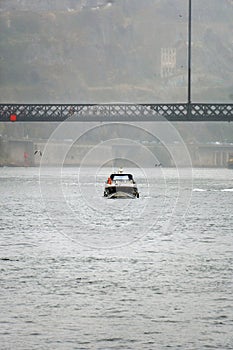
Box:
0;0;233;103
0;1;233;350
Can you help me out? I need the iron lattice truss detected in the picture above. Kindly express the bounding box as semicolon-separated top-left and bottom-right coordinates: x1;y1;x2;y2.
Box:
0;103;233;122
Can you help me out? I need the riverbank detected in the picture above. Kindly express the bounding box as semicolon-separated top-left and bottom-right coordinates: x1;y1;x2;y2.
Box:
1;137;233;168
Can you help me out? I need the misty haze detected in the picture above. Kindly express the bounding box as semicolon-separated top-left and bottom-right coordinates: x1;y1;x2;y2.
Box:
0;1;233;350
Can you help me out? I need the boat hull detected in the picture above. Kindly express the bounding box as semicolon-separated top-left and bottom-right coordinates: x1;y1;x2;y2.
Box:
104;185;139;199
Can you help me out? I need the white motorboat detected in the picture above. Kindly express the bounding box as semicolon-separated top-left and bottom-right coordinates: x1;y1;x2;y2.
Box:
104;169;139;199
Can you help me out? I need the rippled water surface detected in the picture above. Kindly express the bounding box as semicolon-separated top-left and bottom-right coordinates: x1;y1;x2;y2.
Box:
0;167;233;349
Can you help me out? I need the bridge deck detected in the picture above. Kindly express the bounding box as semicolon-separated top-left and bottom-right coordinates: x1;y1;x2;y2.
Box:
0;103;233;122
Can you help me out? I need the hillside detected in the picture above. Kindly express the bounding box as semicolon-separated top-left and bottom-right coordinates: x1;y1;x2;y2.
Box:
0;0;233;104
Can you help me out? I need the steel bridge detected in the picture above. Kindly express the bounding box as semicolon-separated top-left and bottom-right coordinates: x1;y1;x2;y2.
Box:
0;103;233;122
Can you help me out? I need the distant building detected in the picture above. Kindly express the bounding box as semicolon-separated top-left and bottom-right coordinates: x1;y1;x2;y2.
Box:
161;48;176;78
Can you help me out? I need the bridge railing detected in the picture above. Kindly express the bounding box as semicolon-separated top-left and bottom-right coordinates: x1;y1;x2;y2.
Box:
0;103;233;122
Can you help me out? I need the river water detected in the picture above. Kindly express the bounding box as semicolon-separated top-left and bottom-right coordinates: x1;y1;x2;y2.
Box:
0;167;233;350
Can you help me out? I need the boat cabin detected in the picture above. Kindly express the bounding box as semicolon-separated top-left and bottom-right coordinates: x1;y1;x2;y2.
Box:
109;173;135;183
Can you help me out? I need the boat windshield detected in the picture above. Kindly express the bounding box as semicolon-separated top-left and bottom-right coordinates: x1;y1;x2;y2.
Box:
110;174;133;181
